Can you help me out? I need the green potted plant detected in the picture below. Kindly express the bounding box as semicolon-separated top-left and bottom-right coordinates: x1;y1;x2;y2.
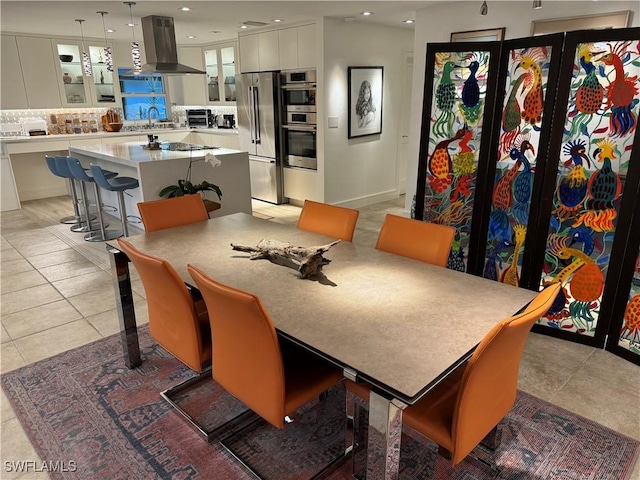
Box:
158;155;223;213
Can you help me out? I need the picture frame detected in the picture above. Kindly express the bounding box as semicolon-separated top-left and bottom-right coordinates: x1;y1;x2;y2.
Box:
450;27;505;43
348;66;383;138
531;11;631;36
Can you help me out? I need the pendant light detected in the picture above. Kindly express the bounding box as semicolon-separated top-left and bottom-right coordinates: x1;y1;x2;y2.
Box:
533;0;542;9
480;1;488;15
124;2;141;74
97;11;113;72
75;19;92;77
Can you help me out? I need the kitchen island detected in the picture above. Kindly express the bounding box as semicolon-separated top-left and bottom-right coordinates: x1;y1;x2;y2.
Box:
68;141;251;222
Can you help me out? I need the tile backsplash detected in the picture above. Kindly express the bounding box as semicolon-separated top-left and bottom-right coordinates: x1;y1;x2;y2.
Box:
0;105;237;136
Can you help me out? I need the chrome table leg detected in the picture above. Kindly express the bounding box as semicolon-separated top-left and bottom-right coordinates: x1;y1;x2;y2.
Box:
366;391;405;480
108;245;140;368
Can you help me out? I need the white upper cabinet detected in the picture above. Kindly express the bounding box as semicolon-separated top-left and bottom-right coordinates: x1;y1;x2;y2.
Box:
279;25;316;70
16;36;62;108
53;40;122;108
203;41;238;105
239;34;260;73
257;31;279;71
240;24;316;73
278;28;298;71
52;41;93;107
296;24;317;69
239;31;279;72
1;35;29;109
176;46;208;105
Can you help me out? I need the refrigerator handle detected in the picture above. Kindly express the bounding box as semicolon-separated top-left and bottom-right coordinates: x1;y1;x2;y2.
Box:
253;86;261;145
248;86;256;144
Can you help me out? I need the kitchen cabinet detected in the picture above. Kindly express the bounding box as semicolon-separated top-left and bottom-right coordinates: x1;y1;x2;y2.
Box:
16;36;62;108
174;46;207;105
53;41;93;107
203;42;238;105
239;31;279;72
53;40;121;108
279;24;317;70
283;167;321;202
87;45;120;106
1;35;29;109
190;131;239;149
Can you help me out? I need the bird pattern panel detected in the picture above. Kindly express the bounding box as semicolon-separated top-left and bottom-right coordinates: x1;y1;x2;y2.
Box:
421;50;492;272
619;251;640;355
538;39;640;338
485;45;555;286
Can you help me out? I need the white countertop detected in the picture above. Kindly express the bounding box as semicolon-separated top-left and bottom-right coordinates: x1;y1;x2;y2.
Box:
69;141;242;168
0;127;237;144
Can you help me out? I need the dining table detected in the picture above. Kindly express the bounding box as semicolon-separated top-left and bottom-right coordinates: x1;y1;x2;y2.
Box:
106;212;537;480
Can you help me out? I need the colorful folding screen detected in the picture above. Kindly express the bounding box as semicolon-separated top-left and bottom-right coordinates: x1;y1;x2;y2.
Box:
414;27;640;364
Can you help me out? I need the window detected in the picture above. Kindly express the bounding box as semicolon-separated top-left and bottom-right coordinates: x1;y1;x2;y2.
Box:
118;68;167;121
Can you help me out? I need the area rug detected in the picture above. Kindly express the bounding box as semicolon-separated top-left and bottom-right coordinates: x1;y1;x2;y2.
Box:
2;327;638;480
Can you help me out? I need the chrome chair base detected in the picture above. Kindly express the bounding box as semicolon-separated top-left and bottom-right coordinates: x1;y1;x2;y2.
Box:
83;229;122;242
160;369;255;443
60;215;83;225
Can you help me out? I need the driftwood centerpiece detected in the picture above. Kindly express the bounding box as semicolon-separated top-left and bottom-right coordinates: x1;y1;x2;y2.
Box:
231;239;340;279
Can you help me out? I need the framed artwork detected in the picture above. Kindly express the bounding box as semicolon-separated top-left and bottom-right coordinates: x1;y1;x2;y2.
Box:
531;11;631;36
450;27;505;43
348;66;383;138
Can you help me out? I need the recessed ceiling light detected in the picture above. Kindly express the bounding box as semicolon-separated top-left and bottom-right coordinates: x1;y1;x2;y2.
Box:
403;20;415;24
187;35;196;39
240;24;249;29
344;17;356;22
361;11;374;16
179;7;191;11
209;30;221;34
107;29;116;33
273;19;283;23
126;22;136;27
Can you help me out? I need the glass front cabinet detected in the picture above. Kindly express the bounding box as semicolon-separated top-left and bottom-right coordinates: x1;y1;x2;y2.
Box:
53;40;120;108
203;42;237;105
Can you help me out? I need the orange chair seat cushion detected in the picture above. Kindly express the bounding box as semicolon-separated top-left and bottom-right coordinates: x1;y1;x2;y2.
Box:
281;341;343;415
401;365;466;453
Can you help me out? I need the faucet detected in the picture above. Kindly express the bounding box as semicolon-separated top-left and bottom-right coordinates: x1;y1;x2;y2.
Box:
147;106;160;128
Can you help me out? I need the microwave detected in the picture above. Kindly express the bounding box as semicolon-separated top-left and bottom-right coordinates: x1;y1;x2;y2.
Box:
287;110;317;124
283;69;316;85
281;84;316;109
186;109;213;128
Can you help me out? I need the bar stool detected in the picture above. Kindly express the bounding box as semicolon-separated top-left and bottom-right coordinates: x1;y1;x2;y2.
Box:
90;165;140;238
53;156;101;234
44;155;83;225
66;157;120;242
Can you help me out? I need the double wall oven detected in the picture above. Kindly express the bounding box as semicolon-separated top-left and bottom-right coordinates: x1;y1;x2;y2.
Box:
281;70;317;170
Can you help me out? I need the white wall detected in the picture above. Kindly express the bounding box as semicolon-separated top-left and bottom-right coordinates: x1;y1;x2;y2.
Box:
321;18;414;206
405;0;639;214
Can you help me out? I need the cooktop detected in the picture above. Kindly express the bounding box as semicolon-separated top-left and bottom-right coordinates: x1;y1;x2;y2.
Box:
166;142;221;151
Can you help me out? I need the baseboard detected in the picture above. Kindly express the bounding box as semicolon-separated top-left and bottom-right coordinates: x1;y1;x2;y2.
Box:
18;186;68;201
333;190;401;209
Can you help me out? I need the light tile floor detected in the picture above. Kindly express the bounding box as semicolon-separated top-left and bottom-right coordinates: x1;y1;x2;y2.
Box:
1;196;639;479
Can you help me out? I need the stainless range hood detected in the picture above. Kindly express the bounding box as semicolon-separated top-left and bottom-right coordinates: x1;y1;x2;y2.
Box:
122;15;205;76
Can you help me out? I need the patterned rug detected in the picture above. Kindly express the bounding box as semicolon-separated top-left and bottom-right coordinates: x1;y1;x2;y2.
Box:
2;326;638;480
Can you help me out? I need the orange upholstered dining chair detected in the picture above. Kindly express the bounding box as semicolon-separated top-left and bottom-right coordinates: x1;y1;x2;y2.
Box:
346;283;561;469
137;195;209;233
116;239;211;373
187;264;343;430
297;199;360;242
375;214;455;267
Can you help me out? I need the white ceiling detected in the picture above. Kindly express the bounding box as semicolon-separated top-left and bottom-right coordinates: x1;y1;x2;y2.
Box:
0;1;448;45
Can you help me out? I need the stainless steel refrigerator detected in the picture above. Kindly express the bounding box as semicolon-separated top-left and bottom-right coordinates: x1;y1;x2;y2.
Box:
235;72;286;204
